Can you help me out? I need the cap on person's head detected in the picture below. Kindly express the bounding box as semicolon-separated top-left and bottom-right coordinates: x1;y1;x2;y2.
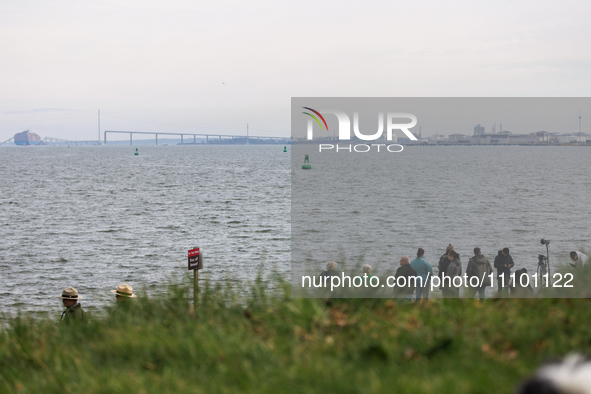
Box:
503;247;510;255
326;261;338;271
474;247;481;255
570;251;578;260
57;287;83;300
111;284;137;298
362;264;371;274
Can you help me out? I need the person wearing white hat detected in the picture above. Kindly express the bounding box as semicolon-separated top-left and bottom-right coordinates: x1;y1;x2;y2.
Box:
111;284;138;302
57;287;86;322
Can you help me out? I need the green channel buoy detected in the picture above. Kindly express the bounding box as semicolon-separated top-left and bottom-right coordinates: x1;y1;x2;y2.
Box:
283;146;287;152
134;148;139;155
302;154;311;170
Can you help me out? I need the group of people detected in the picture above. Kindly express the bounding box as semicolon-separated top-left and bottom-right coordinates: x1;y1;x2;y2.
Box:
436;244;514;300
319;245;589;302
388;245;502;301
57;284;137;322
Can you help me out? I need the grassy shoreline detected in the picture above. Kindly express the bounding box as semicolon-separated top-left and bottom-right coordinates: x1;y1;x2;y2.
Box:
1;278;590;393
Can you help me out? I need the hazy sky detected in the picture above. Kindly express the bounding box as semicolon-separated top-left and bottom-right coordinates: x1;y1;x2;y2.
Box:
1;0;590;142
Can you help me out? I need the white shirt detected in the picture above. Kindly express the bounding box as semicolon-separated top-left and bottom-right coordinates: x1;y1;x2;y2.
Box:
574;251;589;266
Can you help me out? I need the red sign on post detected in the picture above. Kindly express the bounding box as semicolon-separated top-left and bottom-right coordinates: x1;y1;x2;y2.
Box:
188;248;203;270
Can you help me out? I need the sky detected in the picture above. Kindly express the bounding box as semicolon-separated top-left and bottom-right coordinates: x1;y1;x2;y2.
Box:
1;0;590;142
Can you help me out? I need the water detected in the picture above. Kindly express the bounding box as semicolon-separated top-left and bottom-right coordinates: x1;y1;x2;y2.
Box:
0;145;290;315
291;145;591;297
2;145;590;313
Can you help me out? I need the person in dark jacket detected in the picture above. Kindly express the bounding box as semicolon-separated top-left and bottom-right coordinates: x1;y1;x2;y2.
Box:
438;244;454;288
494;247;515;296
442;250;461;298
510;268;534;297
466;247;493;301
58;287;86;322
319;261;339;283
394;256;418;299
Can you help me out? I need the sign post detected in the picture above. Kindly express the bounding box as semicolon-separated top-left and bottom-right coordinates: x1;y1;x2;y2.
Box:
188;248;203;311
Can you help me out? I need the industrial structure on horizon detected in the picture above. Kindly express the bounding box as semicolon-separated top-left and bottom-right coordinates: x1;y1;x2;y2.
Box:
402;116;588;145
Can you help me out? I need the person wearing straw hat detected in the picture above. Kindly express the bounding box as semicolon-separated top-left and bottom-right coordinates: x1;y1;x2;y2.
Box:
58;287;86;322
111;284;137;302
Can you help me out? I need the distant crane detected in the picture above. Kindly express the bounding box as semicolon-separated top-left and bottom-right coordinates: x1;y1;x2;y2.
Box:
579;108;583;142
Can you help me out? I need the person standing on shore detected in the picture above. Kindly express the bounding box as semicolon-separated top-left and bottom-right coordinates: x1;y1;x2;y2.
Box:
320;261;339;280
438;244;454;285
466;248;493;301
410;248;433;302
394;256;417;300
443;251;462;298
362;264;373;279
58;287;86;322
494;248;514;296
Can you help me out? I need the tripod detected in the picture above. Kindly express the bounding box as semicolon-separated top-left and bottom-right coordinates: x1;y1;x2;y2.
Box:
538;239;551;287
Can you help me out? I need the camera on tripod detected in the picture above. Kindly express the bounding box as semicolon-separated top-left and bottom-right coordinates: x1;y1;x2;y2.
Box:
538;238;551;282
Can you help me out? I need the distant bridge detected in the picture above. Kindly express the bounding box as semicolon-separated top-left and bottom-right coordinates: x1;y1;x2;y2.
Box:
104;130;289;145
44;136;71;143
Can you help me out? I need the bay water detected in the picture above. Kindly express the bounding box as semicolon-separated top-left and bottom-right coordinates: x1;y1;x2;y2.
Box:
291;145;591;297
2;145;591;315
0;145;290;315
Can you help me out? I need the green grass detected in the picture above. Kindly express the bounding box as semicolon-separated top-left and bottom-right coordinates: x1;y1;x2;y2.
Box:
1;277;591;394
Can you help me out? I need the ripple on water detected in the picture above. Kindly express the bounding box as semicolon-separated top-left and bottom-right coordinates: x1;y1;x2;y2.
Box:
0;145;291;314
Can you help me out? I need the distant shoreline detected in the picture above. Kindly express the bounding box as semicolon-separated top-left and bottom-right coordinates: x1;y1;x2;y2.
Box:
291;141;590;147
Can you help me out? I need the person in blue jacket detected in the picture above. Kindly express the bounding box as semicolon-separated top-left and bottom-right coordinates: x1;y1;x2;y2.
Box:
410;248;433;302
494;247;514;296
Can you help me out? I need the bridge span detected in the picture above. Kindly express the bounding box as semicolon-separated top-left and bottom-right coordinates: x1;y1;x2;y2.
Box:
104;130;289;145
